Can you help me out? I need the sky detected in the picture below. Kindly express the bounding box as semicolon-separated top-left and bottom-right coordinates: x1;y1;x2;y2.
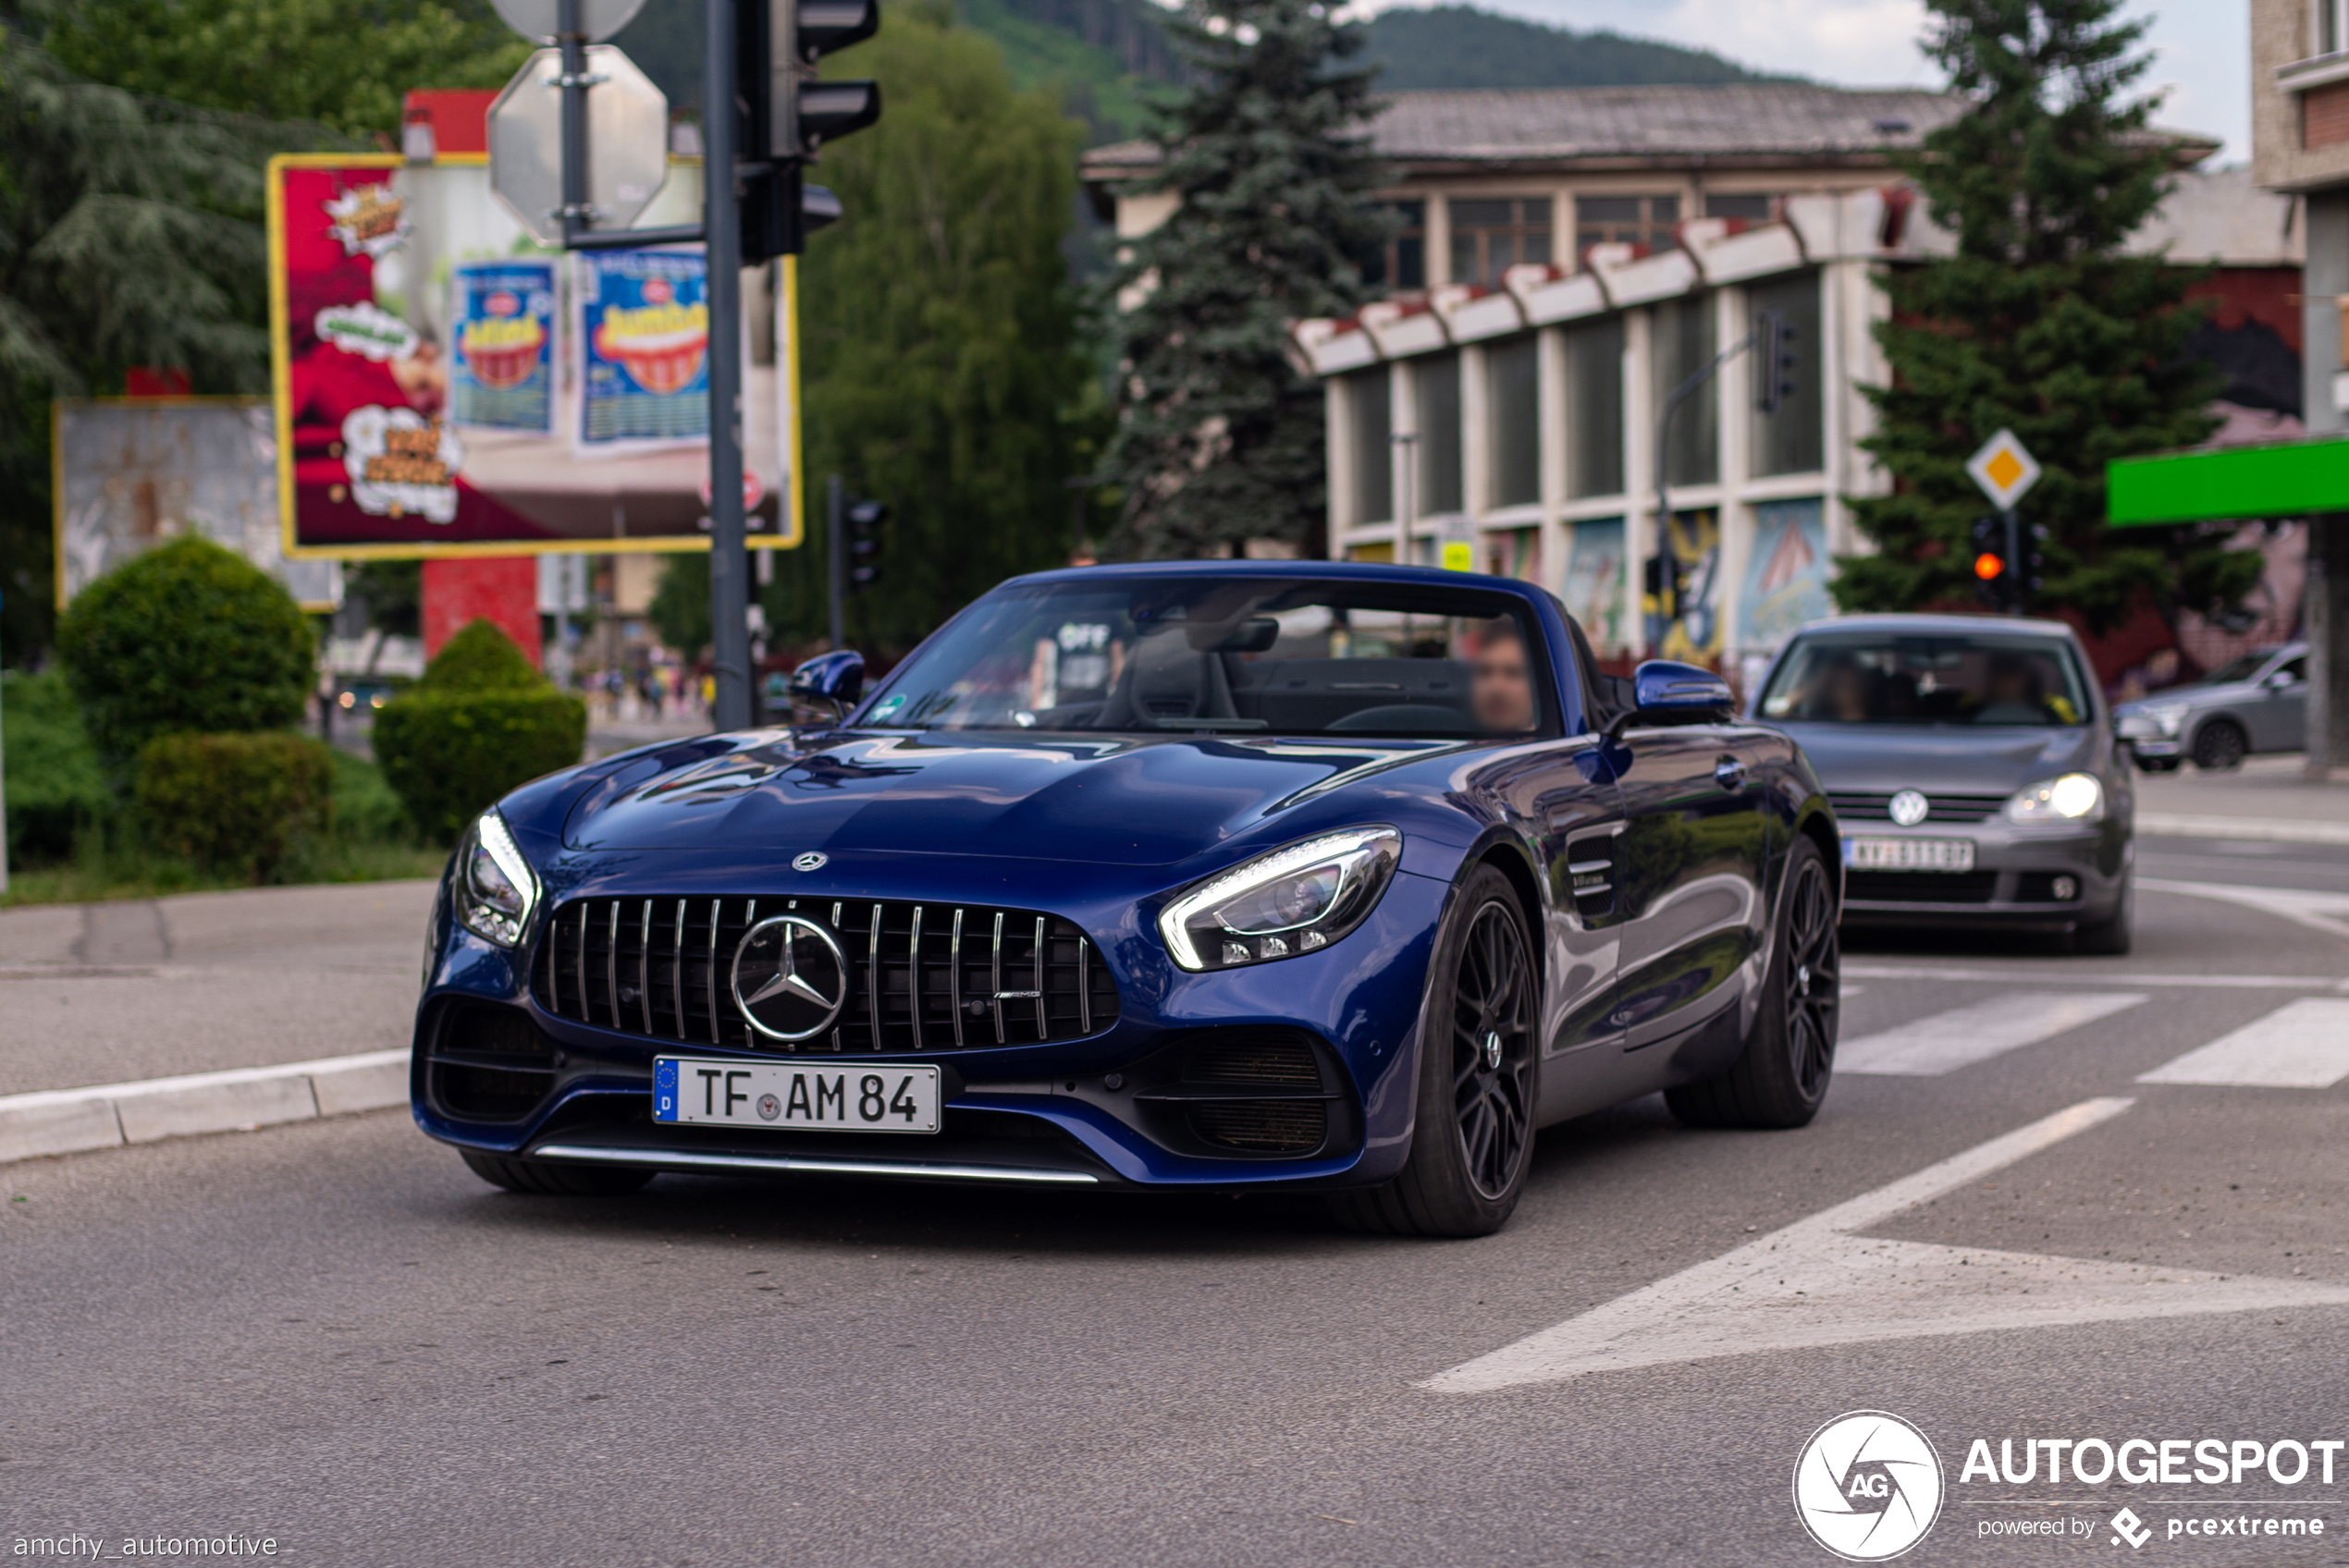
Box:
1359;0;2253;165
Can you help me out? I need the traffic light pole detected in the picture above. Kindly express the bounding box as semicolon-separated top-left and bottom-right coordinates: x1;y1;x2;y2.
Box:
827;473;846;650
2000;508;2022;617
1650;326;1758;651
705;0;753;730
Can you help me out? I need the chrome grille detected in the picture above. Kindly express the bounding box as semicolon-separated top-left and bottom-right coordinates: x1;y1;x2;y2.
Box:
1827;791;2005;825
531;896;1119;1052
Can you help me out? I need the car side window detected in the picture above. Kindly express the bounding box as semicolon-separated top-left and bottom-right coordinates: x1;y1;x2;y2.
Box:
2276;655;2307;684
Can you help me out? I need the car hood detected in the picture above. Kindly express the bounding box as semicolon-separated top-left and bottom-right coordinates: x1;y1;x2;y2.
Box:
560;729;1468;865
2117;682;2257;715
1772;723;2099;795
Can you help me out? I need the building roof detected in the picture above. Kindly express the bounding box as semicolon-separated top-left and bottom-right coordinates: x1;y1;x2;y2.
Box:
1080;82;2219;180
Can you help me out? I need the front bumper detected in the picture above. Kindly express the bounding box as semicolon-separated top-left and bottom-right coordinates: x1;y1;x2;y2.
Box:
1839;821;2129;925
412;862;1450;1191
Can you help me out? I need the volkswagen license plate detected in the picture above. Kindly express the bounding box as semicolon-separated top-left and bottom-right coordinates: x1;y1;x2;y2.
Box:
1843;836;1975;872
653;1058;941;1133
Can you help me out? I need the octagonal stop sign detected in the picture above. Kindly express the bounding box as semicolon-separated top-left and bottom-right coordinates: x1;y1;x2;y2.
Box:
487;44;670;248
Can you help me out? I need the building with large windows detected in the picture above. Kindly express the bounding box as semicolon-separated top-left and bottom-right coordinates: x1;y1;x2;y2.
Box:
1085;83;2284;679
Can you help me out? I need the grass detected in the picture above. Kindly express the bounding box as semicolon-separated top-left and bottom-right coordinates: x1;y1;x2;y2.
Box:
1;749;448;909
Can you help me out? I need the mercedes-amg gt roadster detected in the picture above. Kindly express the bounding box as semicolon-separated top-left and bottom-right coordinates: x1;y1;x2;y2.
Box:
413;561;1842;1235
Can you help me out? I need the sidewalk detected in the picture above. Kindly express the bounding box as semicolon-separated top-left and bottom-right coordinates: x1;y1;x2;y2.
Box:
2135;753;2349;840
0;881;436;1097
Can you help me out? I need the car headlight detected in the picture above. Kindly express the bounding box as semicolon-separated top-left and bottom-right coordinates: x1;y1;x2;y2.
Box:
2006;773;2104;827
2139;702;2189;736
1159;827;1401;972
452;808;539;949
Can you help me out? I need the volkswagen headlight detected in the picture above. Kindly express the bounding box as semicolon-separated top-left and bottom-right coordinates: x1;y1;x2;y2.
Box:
2006;773;2104;827
453;808;539;948
2140;701;2189;737
1159;827;1401;972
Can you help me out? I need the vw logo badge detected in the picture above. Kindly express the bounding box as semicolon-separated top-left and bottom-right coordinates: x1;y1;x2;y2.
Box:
1888;790;1930;827
793;851;828;872
732;913;849;1041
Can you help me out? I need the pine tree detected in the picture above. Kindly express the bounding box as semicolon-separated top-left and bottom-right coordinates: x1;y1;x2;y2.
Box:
0;29;336;664
1836;0;2261;633
1102;0;1387;558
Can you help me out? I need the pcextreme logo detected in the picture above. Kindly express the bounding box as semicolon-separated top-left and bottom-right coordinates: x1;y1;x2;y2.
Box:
1795;1411;1947;1562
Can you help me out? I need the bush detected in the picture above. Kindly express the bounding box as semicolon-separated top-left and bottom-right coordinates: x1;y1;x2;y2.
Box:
418;617;542;692
2;669;115;864
135;731;335;881
374;621;585;840
56;536;316;774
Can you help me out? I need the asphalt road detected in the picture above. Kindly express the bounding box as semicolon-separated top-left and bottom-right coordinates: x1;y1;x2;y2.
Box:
5;874;2348;1566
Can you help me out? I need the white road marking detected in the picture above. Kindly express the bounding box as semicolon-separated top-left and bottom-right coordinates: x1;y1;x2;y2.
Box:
1837;992;2147;1076
1843;962;2338;991
2139;878;2349;943
2135;998;2349;1088
1423;1098;2349;1393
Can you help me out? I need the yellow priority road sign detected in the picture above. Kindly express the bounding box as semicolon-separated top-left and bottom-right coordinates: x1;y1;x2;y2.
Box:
1967;428;2042;511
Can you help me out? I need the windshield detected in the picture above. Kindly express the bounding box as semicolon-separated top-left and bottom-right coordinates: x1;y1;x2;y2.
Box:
857;576;1558;739
2198;651;2275;686
1760;631;2089;728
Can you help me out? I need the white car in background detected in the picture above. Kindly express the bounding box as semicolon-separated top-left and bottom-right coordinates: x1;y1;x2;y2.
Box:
2113;643;2306;772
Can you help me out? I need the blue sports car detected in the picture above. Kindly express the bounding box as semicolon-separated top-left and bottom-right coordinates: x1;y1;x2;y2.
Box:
413;562;1842;1235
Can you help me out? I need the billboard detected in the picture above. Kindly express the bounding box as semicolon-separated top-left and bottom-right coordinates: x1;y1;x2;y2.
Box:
54;398;342;612
267;153;798;559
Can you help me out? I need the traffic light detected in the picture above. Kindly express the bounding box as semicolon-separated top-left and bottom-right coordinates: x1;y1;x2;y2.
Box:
846;496;887;594
737;0;882;263
1754;308;1800;414
1642;553;1685;619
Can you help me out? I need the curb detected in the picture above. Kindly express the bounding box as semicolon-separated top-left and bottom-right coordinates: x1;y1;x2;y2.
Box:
2138;813;2349;847
0;1050;409;1166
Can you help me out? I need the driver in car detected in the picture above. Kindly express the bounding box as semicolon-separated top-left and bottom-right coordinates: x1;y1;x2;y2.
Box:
1471;622;1539;733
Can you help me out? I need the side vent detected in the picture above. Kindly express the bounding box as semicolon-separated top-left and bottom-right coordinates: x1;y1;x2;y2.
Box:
1564;823;1624;924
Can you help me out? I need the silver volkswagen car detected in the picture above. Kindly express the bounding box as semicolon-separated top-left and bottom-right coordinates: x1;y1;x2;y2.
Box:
1752;614;2134;953
2113;643;2306;772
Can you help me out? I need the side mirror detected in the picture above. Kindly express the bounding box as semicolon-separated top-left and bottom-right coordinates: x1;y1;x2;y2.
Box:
788;650;866;718
1608;659;1733;736
2266;669;2299;691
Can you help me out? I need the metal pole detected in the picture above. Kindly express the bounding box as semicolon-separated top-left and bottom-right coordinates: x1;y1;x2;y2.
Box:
1651;327;1760;653
0;606;10;898
828;473;846;649
706;0;752;730
557;0;589;246
2001;507;2022;616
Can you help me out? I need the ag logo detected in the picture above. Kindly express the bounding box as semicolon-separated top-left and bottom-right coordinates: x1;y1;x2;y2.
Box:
1793;1411;1944;1562
732;913;849;1042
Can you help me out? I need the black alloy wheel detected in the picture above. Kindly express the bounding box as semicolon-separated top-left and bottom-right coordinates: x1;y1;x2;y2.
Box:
1666;835;1839;1130
1332;864;1539;1237
1452;898;1538;1200
2192;719;2247;771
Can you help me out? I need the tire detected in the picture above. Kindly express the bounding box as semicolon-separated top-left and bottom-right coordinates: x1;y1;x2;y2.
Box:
1332;864;1538;1238
460;1147;653;1195
1666;835;1839;1131
2072;869;2133;956
2191;719;2246;771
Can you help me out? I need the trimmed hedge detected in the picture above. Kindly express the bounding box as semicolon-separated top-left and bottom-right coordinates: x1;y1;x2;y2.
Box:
373;620;585;840
2;669;113;864
135;731;336;881
57;536;316;775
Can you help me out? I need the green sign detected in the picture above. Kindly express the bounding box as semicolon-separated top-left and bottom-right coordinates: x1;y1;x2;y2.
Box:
2107;436;2349;526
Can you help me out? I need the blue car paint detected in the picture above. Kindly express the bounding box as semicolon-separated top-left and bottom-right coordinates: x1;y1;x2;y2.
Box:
412;560;1836;1189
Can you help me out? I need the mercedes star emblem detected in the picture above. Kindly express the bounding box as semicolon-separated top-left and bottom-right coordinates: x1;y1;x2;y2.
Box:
793;851;828;872
1888;790;1930;827
731;913;849;1041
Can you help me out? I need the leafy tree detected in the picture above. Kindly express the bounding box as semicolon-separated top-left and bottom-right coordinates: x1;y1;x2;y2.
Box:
758;1;1100;653
32;0;528;139
1836;0;2258;633
0;29;332;666
1100;0;1387;559
648;554;713;660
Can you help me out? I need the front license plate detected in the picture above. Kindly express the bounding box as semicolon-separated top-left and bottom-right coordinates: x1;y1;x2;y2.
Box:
1843;836;1976;872
653;1058;941;1133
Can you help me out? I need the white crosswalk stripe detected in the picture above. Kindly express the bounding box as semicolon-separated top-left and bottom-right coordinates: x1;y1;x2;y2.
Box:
1838;991;2148;1077
2136;998;2349;1088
